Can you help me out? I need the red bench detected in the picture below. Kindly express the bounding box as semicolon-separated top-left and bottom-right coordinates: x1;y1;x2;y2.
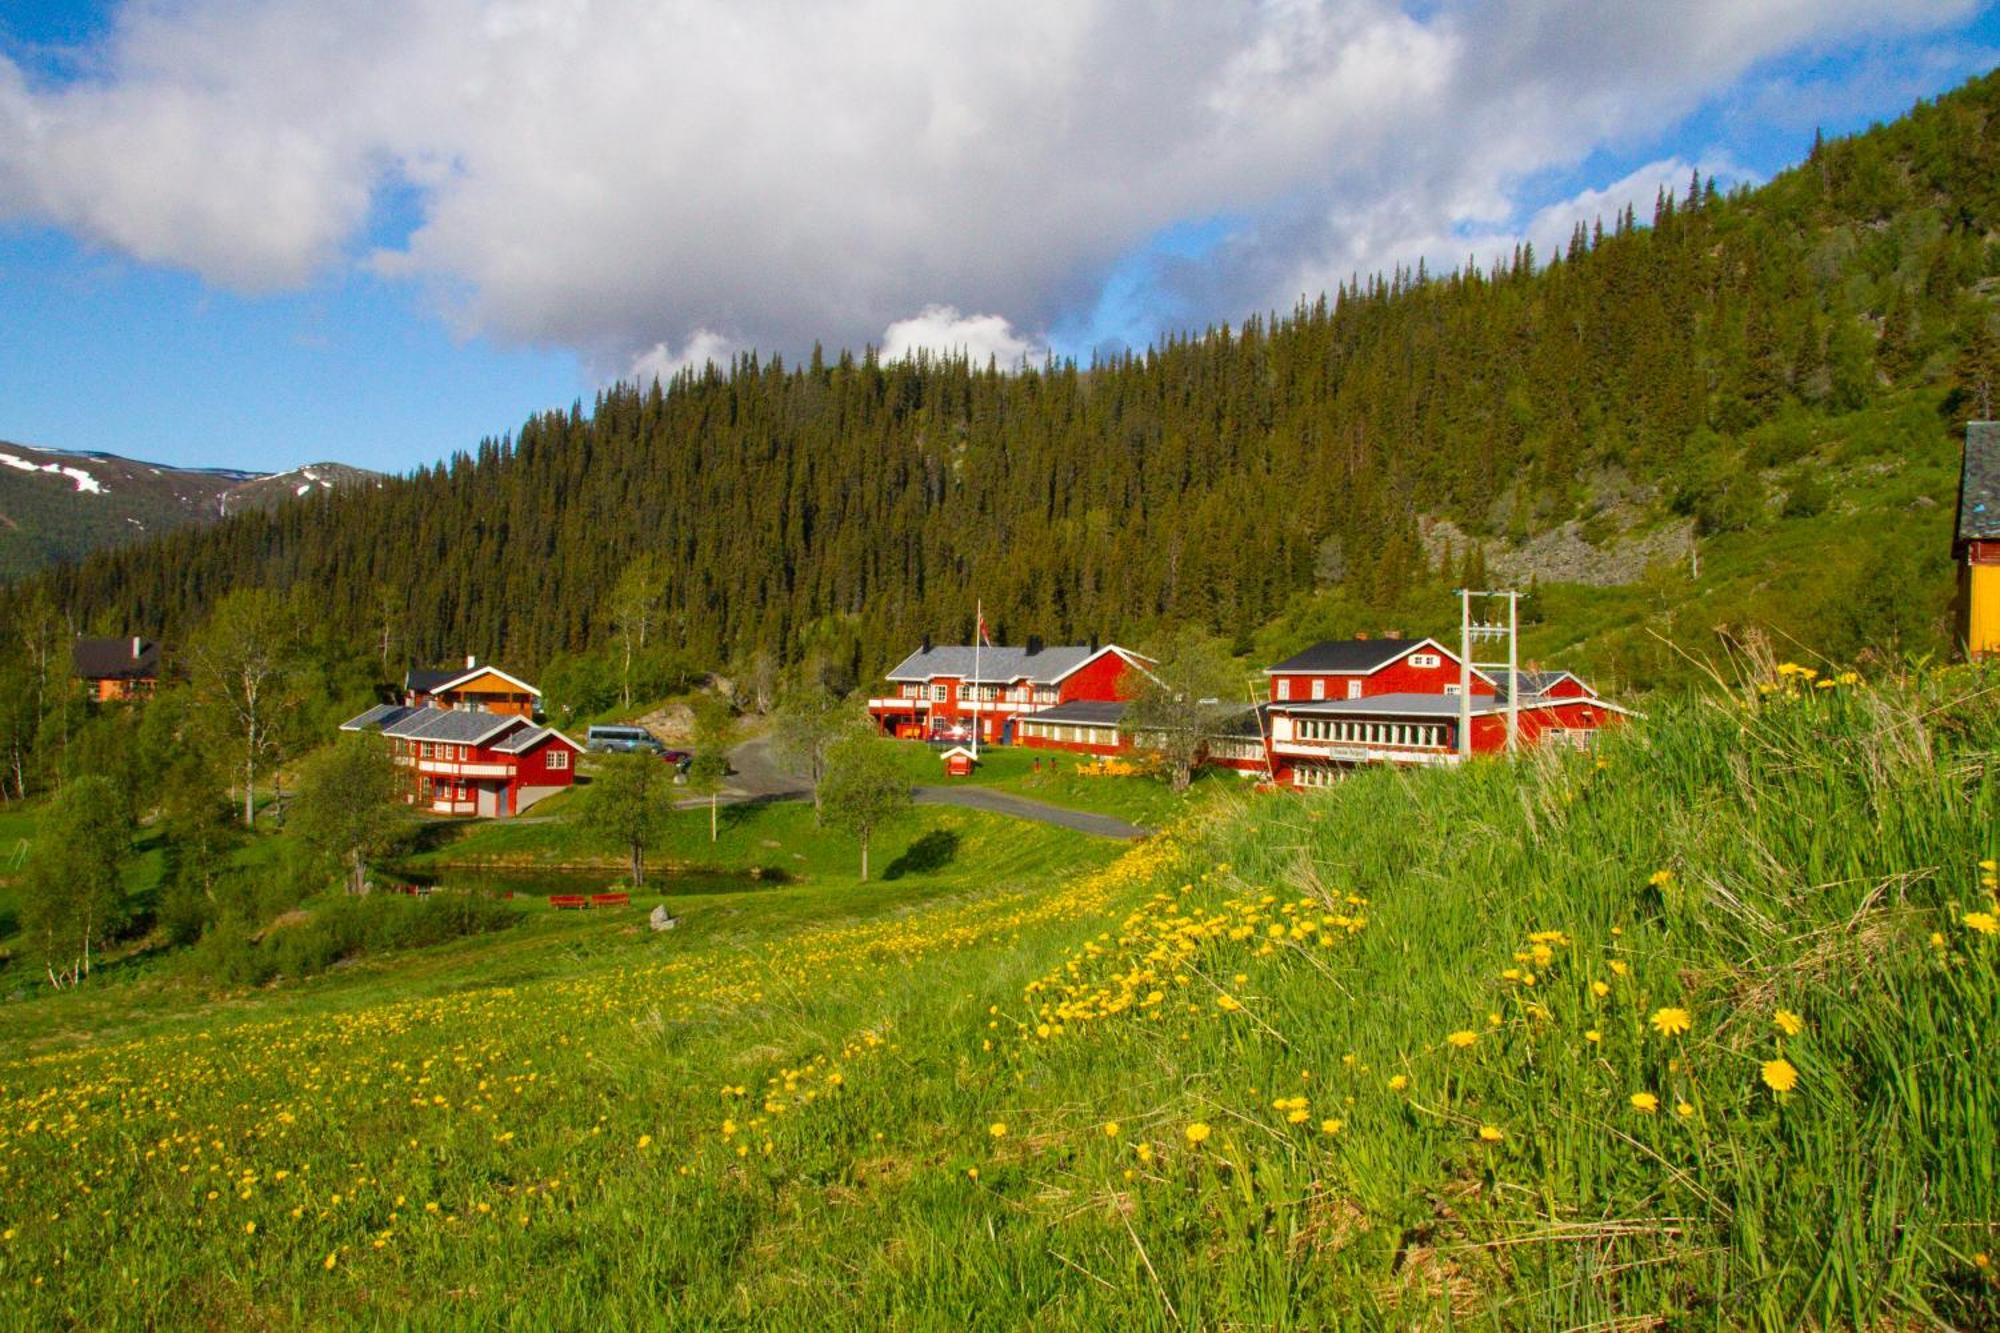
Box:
591;892;631;908
548;894;588;909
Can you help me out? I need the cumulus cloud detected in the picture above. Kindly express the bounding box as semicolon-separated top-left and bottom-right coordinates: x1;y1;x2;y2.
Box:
629;330;736;386
879;306;1043;367
0;0;1976;371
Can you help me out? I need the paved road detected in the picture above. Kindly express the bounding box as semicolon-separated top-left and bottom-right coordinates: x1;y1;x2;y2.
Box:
663;733;1150;840
910;784;1148;840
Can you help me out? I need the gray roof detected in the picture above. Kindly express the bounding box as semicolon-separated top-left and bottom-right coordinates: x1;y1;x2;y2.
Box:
340;703;417;732
73;636;159;681
1265;639;1436;675
492;725;568;754
886;643;1136;685
379;708;527;745
405;667;460;694
1283;692;1503;718
1211;704;1271;740
1020;700;1128;727
1958;421;2000;545
1496;670;1589;701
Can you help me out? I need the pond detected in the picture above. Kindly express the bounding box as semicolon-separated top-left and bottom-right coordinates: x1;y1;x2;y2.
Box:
392;865;787;900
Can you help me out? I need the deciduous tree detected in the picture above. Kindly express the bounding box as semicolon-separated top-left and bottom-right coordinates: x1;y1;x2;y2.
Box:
1125;628;1241;792
581;752;674;888
290;735;405;895
21;774;132;987
819;733;909;882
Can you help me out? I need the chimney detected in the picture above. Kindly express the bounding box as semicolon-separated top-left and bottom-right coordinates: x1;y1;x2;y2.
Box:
131;636;142;660
1025;635;1043;657
921;633;933;654
1089;633;1100;654
466;654;477;670
1354;630;1370;641
1381;628;1402;640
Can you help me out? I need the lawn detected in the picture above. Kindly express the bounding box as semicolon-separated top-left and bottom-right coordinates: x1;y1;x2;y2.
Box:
0;667;1994;1327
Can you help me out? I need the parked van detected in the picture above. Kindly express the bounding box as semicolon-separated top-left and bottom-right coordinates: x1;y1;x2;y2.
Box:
585;724;663;754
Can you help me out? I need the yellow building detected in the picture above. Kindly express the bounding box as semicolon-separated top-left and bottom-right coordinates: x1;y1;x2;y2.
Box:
1958;421;2000;659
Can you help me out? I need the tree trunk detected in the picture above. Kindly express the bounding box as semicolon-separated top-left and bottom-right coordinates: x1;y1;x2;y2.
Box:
630;840;644;889
709;792;718;842
243;745;256;826
859;832;870;883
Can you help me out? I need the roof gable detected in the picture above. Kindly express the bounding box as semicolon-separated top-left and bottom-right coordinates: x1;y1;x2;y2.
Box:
380;708;529;746
424;664;542;698
73;636;159;680
1265;637;1465;677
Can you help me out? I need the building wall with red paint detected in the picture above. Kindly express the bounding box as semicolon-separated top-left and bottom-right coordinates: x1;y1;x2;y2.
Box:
1057;650;1144;704
1267;643;1494;704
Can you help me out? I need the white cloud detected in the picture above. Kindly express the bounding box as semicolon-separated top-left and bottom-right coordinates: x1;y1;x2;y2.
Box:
0;0;1976;370
629;330;735;386
880;306;1043;367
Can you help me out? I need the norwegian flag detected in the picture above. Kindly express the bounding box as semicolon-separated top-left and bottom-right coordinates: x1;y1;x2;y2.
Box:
976;603;993;647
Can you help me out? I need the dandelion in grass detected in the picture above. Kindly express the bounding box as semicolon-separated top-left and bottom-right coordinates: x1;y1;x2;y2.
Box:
1185;1123;1212;1145
1319;1119;1343;1135
1647;869;1673;888
1135;1142;1153;1164
988;1122;1007;1139
322;1252;338;1271
966;1167;979;1181
1773;1010;1805;1037
1387;1075;1409;1093
1590;981;1610;998
1761;1058;1798;1094
1447;1030;1478;1049
243;1221;256;1235
1629;1091;1659;1114
1585;1029;1603;1045
637;1134;652;1150
1216;994;1242;1012
1649;1007;1692;1038
1675;1101;1695;1119
1965;911;1998;936
1103;1121;1120;1138
1477;1125;1504;1143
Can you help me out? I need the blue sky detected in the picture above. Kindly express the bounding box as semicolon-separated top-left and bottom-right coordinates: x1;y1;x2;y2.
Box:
1;2;1996;476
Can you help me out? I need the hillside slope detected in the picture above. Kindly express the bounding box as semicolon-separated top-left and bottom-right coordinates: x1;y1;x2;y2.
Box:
0;442;378;577
29;70;2000;685
0;669;1991;1326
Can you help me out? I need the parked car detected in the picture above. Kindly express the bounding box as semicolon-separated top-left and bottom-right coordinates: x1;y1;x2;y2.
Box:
658;748;693;775
584;724;664;754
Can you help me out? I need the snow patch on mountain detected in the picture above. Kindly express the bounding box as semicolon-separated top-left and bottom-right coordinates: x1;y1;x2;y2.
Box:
0;450;106;494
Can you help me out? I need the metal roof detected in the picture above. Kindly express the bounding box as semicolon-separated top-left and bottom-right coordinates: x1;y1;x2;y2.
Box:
1019;699;1129;726
491;725;581;754
1957;421;2000;545
1264;638;1437;675
339;703;417;732
1210;704;1271;740
885;643;1145;685
379;708;527;745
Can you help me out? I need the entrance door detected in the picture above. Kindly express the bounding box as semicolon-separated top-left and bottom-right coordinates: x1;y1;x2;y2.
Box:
475;784;500;817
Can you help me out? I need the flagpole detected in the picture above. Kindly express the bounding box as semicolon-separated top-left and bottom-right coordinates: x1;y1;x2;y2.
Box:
971;600;981;760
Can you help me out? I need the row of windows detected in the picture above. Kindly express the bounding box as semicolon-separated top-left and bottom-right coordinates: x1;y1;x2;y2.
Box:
1274;677;1367;701
547;750;569;770
417;742;472;761
1293;764;1340;789
1020;722;1117;745
909;682;1061;703
1206;739;1265;761
1293;719;1447;748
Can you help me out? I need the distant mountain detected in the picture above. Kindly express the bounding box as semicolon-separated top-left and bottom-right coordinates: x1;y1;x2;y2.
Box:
0;442;379;577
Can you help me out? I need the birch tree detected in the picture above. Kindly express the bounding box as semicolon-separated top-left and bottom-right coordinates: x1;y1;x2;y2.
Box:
188;590;297;825
21;775;131;987
607;554;668;708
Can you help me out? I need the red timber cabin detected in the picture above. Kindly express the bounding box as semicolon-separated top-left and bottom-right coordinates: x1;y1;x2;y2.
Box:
868;637;1154;749
73;636;159;702
1263;638;1630;788
339;658;580;817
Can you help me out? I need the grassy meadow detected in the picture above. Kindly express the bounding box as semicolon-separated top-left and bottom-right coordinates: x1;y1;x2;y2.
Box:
0;667;1996;1327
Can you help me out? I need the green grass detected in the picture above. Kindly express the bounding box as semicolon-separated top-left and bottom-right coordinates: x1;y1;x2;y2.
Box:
0;668;1994;1326
879;737;1236;826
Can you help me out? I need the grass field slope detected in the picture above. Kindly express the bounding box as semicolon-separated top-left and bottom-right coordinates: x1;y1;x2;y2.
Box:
0;667;1995;1327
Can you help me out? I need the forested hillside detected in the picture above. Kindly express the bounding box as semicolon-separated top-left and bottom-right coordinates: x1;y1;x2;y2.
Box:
31;71;2000;685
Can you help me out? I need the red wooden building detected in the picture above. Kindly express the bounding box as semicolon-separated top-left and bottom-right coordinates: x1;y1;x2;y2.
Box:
868;638;1153;748
342;660;578;817
73;636;159;702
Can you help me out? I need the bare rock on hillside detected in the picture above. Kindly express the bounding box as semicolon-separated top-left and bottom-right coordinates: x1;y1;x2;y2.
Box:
635;702;695;743
1422;514;1695;588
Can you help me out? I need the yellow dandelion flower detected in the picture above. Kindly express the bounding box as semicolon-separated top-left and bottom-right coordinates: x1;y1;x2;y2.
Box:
1675;1101;1695;1118
1965;911;1999;936
1216;994;1242;1012
1629;1091;1659;1114
1649;1007;1692;1038
1135;1142;1153;1164
244;1221;256;1235
1773;1010;1804;1037
1477;1124;1504;1143
1387;1074;1410;1092
1590;981;1610;998
323;1252;338;1271
637;1135;652;1150
1446;1030;1478;1049
988;1122;1007;1139
1585;1029;1603;1045
1185;1122;1212;1145
1103;1121;1120;1138
1761;1058;1799;1094
1319;1119;1343;1135
966;1167;979;1181
1648;869;1673;888
1609;960;1630;977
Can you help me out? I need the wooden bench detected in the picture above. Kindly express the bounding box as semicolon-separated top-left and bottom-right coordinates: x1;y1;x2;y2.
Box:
548;894;588;910
590;892;631;908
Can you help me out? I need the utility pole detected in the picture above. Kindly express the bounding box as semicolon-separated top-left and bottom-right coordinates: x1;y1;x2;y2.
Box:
1458;587;1522;759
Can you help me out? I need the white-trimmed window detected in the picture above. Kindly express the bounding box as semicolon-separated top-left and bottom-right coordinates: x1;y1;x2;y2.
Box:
1276;679;1291;701
1347;679;1363;699
1310;678;1326;700
1443;684;1462;696
547;749;569;770
932;683;949;702
1410;653;1442;669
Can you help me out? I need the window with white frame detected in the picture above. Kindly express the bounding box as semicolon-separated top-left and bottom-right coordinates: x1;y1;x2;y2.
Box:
1347;679;1363;699
1311;678;1326;700
547;749;569;770
1276;679;1291;700
1409;653;1441;669
932;683;949;702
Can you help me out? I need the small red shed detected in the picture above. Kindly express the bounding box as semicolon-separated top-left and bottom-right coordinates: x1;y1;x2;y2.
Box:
940;745;977;777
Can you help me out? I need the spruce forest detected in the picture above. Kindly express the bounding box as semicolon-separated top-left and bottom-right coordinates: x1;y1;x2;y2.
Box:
29;72;2000;690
